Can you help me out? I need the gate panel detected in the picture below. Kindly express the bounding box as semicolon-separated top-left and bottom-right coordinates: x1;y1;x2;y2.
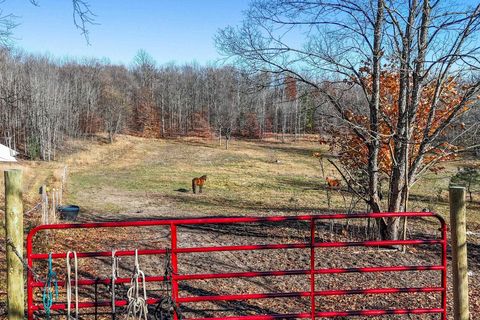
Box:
26;212;447;319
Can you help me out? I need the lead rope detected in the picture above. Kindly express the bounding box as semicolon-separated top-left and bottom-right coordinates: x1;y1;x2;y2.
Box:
66;251;79;320
111;250;119;320
42;253;59;319
126;249;148;320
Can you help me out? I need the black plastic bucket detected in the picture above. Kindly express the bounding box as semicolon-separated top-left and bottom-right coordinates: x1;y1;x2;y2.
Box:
58;205;80;221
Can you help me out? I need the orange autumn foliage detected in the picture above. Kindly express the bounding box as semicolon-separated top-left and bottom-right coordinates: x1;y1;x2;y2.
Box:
326;70;471;175
285;76;297;101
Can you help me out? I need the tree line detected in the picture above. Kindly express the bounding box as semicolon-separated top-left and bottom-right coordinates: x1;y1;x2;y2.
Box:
0;48;316;160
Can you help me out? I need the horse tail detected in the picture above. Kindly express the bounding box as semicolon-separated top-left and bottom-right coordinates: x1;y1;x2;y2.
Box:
192;178;196;193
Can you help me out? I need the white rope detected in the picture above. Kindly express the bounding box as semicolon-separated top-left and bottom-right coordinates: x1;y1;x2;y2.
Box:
66;251;79;320
111;250;119;318
51;189;56;223
42;189;49;225
126;249;148;320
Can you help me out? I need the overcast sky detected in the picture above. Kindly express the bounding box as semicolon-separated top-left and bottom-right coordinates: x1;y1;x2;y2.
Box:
2;0;251;65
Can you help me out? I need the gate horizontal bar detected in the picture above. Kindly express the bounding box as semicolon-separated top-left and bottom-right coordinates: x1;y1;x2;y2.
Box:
27;212;445;240
30;264;444;288
177;287;444;303
315;308;444;317
31;286;444;310
177;265;445;281
189;313;313;320
175;239;442;254
30;248;168;260
31;297;160;311
30;275;168;287
30;240;444;261
189;308;444;320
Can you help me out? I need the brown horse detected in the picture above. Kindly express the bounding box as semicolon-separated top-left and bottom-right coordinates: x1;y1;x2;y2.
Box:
192;175;207;194
326;176;341;188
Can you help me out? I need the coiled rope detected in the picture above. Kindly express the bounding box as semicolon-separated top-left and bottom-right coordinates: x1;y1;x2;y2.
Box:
111;250;120;319
66;251;79;320
126;249;148;320
42;253;58;319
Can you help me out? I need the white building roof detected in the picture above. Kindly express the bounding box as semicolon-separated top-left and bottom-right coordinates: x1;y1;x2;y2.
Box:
0;144;17;162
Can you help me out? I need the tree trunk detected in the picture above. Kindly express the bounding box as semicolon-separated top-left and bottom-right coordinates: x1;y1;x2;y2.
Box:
368;0;384;212
370;0;394;240
379;217;401;240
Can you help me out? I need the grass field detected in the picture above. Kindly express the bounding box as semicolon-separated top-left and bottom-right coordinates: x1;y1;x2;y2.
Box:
1;134;479;317
66;135;334;219
50;134;477;223
0;134;474;222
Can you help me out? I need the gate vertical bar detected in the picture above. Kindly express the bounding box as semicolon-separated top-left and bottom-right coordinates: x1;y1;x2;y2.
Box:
441;221;447;320
171;223;179;320
310;218;316;320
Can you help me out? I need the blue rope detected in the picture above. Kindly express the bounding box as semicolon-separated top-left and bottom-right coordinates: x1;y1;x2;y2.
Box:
42;253;58;319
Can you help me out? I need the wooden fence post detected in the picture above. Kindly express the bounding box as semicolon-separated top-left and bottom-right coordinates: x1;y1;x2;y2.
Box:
5;169;24;320
449;186;469;320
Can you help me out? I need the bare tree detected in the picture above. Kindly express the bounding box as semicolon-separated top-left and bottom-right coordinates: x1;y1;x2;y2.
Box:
0;1;96;45
99;65;131;143
216;0;480;239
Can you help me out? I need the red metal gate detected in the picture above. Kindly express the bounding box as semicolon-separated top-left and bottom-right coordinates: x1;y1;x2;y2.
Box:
27;212;447;319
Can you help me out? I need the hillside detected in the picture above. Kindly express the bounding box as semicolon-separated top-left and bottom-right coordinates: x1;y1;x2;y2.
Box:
1;135;479;317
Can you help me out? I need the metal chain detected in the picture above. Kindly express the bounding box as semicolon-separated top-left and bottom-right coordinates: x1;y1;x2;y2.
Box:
154;249;182;320
5;237;42;281
164;249;173;293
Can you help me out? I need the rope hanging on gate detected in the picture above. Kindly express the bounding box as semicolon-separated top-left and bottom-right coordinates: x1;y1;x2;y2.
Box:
111;250;120;319
42;253;59;319
66;251;79;320
126;249;148;320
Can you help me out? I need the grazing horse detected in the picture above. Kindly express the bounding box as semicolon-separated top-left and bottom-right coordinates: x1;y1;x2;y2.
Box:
326;176;341;188
192;175;207;194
